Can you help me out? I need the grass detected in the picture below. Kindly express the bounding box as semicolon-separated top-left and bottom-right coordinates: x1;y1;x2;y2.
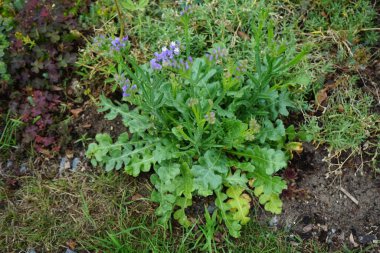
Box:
0;170;329;252
0;111;23;151
303;76;379;152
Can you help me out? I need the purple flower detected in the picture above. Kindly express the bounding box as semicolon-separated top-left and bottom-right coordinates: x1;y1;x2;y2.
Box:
206;47;227;63
111;36;129;51
122;85;130;97
120;79;137;97
170;41;177;50
150;59;162;70
180;5;193;16
149;41;192;71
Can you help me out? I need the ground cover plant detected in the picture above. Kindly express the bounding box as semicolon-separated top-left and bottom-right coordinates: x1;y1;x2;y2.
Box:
0;0;103;157
0;0;379;252
6;0;91;89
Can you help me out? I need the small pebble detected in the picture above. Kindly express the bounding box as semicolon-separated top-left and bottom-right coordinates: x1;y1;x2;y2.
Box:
26;249;36;253
59;157;67;175
338;232;345;242
358;234;377;245
269;216;279;227
303;224;313;233
65;249;76;253
71;158;81;172
207;203;216;214
19;164;28;174
6;160;13;169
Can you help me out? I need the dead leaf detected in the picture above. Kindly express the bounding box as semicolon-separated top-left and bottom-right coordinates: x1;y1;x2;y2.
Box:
39;148;53;157
66;239;77;250
70;108;83;118
65;150;74;159
315;80;340;107
248;179;255;188
237;31;250;41
315;88;328;106
214;232;223;243
51;85;63;91
131;193;144;201
6;178;20;190
349;233;359;248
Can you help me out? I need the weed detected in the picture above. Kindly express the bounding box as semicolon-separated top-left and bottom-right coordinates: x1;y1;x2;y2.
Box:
74;133;93;148
0;111;22;151
85;3;311;237
8;90;63;153
4;0;97;90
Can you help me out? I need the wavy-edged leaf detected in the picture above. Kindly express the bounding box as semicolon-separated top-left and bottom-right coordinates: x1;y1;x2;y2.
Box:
226;186;251;225
224;170;248;187
150;163;181;224
191;150;228;196
174;197;192;227
256;119;285;144
215;190;242;238
98;95;153;133
222;118;248;149
231;146;287;175
254;185;283;214
86;133;155;175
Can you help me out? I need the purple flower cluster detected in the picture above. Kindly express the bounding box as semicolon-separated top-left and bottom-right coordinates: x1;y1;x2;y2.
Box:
235;60;248;79
204;111;216;124
206;47;228;62
150;41;193;71
121;78;137;97
111;36;129;51
180;5;193;16
115;73;136;97
236;60;248;73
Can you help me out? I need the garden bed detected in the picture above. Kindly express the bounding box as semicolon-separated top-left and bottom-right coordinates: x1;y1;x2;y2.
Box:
1;0;379;252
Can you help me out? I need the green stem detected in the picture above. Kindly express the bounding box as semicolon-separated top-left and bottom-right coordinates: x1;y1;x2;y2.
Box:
114;0;125;38
184;17;190;57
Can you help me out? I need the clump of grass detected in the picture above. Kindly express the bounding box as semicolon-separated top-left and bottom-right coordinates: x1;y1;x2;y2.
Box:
303;75;379;153
0;172;148;251
0;111;23;152
303;0;378;46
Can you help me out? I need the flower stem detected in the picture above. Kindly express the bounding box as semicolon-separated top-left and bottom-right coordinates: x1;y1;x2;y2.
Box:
114;0;125;38
184;17;190;57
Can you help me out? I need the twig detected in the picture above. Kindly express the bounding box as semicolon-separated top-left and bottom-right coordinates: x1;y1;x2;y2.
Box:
338;186;359;205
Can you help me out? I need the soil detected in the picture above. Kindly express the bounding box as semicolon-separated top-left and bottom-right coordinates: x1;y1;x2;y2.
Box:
274;143;380;251
73;103;127;140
